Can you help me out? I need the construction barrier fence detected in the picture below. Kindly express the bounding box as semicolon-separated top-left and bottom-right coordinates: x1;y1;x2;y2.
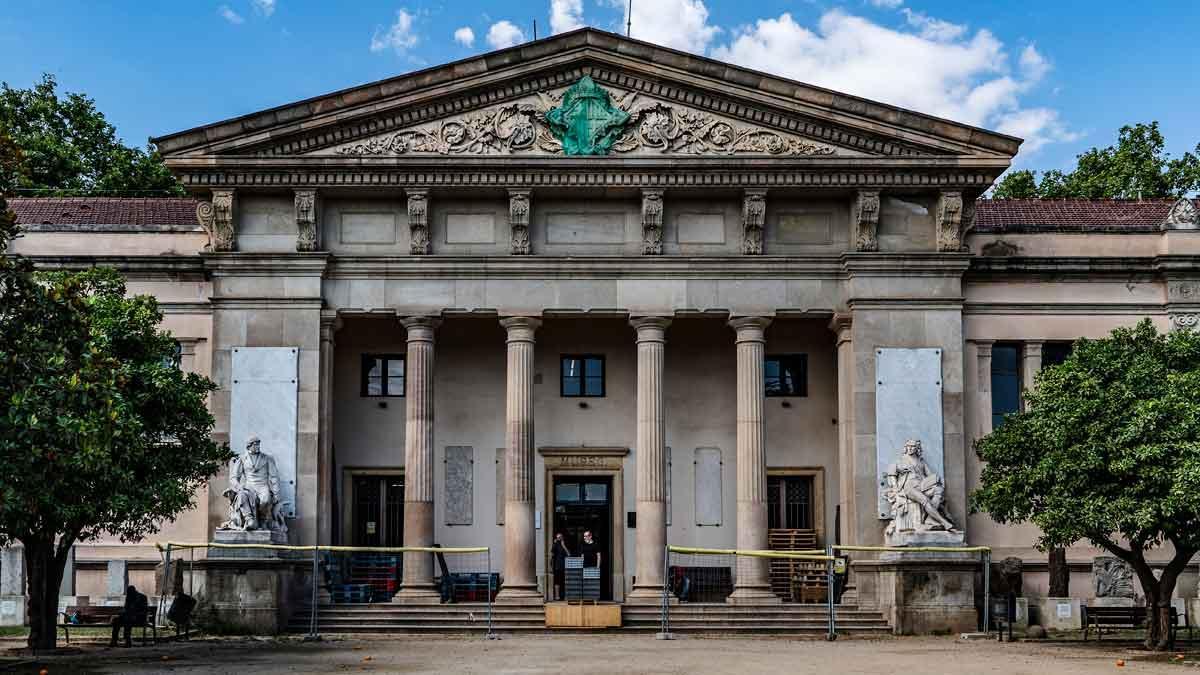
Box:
156;542;495;639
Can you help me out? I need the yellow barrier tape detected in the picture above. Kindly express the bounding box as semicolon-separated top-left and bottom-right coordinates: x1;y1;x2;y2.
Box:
667;545;832;561
832;545;990;554
155;542;489;554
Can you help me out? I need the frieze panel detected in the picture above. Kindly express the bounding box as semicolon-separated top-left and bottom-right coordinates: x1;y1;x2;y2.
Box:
328;78;841;159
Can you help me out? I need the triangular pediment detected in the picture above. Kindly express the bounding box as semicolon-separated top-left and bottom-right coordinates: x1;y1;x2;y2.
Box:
154;29;1020;164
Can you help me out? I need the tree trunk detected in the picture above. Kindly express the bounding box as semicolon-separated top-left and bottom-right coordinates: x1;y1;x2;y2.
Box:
1047;547;1069;597
23;538;66;651
1131;553;1189;651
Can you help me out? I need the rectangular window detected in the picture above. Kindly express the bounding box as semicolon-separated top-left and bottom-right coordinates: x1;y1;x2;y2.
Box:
991;343;1021;428
1042;342;1073;368
765;354;808;397
361;354;405;397
561;354;605;397
766;475;814;530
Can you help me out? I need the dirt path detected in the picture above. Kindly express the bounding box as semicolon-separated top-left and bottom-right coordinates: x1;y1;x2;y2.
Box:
3;634;1190;674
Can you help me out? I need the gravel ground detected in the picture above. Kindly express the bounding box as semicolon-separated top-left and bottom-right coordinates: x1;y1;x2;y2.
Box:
2;634;1193;674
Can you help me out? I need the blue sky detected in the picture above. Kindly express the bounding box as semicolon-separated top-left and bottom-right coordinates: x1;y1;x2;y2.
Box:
2;1;1197;171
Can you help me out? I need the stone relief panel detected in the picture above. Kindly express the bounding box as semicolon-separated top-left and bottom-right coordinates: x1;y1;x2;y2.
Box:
1163;198;1198;230
1092;556;1136;599
444;446;474;526
326;78;844;159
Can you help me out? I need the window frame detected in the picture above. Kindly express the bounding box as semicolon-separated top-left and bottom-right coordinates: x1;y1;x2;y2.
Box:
990;342;1022;428
560;354;606;398
764;353;808;398
360;353;406;398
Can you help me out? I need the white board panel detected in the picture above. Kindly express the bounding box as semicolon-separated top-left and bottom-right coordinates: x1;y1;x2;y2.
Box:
695;447;722;526
875;347;943;519
231;347;299;518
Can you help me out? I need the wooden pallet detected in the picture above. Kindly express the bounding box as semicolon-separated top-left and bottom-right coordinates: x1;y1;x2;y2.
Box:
767;529;825;603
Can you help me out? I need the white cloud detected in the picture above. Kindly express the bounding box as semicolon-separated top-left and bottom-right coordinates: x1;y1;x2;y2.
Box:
901;8;966;42
867;0;904;7
453;26;475;48
486;20;526;49
551;0;584;34
370;9;419;54
611;0;720;53
252;0;276;17
218;4;244;24
710;10;1071;154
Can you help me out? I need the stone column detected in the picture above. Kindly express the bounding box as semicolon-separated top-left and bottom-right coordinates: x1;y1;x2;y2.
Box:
973;340;994;439
830;314;857;545
727;317;779;604
628;317;670;602
317;313;341;546
395;316;441;603
1021;341;1043;409
497;317;543;604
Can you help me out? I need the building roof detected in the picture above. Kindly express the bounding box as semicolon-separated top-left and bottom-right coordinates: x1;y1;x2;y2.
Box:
8;197;201;232
973;198;1196;233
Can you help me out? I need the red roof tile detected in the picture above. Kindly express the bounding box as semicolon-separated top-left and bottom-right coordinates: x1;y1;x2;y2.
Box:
7;197;201;231
973;198;1195;233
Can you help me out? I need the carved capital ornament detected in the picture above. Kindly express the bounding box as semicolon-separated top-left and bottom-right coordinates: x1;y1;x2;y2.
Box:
294;189;319;251
197;189;236;252
508;189;531;255
407;189;430;255
742;190;767;255
641;189;664;255
852;190;880;252
935;190;965;252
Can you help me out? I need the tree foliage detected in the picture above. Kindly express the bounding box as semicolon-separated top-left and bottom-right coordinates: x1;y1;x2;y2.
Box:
0;74;182;196
0;207;229;648
972;320;1200;649
992;122;1200;199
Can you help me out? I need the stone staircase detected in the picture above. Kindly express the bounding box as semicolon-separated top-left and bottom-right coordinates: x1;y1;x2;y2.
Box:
624;603;891;635
290;601;891;635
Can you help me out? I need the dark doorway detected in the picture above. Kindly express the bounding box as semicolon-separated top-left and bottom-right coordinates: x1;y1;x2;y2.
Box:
552;476;613;600
351;474;405;547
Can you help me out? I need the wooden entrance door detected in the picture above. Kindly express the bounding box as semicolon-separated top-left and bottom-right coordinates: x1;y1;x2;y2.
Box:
351;475;404;547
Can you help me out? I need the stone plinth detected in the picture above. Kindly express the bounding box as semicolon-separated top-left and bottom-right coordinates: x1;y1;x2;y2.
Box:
884;529;965;548
1089;596;1136;608
989;595;1028;632
855;552;979;635
210;529;290;559
178;557;311;635
1034;597;1081;630
106;560;129;598
0;596;25;626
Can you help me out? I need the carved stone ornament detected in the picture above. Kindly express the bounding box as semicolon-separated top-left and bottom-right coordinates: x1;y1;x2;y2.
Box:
407;189;430;255
641;189;665;255
1092;556;1136;599
882;439;963;547
1171;313;1200;330
1163;198;1198;230
333;77;838;158
508;189;531;255
294;189;319;251
852;190;880;252
935;191;965;252
196;189;236;252
742;190;767;255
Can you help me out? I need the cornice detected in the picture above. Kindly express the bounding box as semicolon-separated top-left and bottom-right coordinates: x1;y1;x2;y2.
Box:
963;302;1164;315
842;252;972;276
202;252;331;276
968;256;1162;277
27;255;206;279
326;255;845;280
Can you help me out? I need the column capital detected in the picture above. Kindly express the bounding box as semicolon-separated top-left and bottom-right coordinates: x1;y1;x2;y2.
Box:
401;315;440;341
1023;340;1044;357
630;316;672;341
971;339;995;358
319;311;343;339
729;316;771;342
500;316;541;342
828;313;852;343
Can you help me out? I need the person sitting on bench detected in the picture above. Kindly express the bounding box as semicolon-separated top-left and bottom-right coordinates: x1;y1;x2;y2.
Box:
109;584;149;648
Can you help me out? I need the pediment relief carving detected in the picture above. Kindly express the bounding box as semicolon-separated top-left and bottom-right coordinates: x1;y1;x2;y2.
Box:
324;76;849;159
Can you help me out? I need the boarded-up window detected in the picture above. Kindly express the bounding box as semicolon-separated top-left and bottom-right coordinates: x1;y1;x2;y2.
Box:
694;447;722;526
444;446;473;525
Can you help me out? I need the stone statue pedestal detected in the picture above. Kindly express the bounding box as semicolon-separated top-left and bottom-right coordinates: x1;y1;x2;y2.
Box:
884;528;965;548
1089;596;1136;608
211;529;290;559
855;551;980;635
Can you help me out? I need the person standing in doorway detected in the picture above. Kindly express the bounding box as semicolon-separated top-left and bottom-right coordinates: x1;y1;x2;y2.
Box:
551;532;572;601
580;530;601;571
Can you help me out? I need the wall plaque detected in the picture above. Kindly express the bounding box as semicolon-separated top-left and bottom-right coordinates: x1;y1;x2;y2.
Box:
695;447;723;526
875;347;943;518
230;347;299;518
445;446;474;525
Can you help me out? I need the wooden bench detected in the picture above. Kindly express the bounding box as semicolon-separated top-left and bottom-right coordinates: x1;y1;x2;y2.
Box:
1082;605;1178;643
58;606;157;645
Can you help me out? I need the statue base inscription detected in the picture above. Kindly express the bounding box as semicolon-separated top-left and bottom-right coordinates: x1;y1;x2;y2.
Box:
211;529;290;559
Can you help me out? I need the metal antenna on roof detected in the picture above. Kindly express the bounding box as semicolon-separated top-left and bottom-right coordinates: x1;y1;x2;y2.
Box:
533;20;537;41
627;0;633;37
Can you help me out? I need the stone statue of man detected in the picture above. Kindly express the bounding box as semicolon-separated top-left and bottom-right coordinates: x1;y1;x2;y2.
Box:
884;439;958;535
218;436;287;533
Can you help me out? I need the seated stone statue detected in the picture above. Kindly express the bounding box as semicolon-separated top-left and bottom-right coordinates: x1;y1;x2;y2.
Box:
218;436;288;534
883;439;959;544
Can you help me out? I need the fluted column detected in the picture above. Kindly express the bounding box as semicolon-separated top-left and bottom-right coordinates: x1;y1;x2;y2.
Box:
317;313;342;546
395;316;441;603
628;317;671;602
497;317;542;604
728;316;780;604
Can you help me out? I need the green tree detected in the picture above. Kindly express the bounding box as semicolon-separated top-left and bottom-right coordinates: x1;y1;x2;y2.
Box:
0;74;182;195
0;210;229;649
991;122;1200;199
971;320;1200;650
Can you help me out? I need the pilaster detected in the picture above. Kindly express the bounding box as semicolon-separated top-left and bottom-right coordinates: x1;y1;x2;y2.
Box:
317;312;342;546
1021;341;1043;407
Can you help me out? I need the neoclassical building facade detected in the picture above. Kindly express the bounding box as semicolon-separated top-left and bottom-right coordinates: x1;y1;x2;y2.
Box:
7;29;1200;624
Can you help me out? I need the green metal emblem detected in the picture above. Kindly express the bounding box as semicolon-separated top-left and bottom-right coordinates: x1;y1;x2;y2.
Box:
546;76;631;156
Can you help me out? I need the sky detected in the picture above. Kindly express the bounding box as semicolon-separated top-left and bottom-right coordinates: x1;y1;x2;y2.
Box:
2;1;1198;172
